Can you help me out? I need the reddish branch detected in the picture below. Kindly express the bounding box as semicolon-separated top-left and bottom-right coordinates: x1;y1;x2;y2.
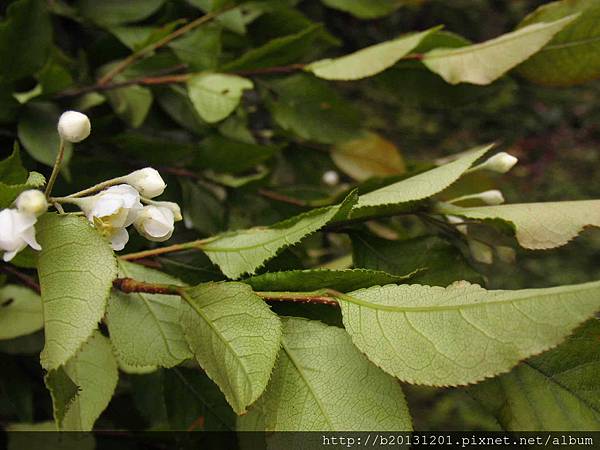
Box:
0;265;41;294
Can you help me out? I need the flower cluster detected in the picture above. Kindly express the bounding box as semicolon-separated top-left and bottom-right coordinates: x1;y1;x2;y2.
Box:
0;190;47;262
70;168;182;250
0;111;183;262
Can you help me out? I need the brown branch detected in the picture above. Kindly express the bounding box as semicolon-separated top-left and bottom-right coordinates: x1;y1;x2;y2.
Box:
98;6;236;86
259;294;339;307
257;188;308;207
0;265;41;294
113;277;181;295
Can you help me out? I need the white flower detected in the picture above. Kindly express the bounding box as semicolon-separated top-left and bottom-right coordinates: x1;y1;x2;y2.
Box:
134;205;175;242
57;111;91;143
475;152;518;174
322;170;340;186
0;209;41;262
148;200;182;221
75;184;143;251
446;215;467;235
122;168;166;198
15;190;48;216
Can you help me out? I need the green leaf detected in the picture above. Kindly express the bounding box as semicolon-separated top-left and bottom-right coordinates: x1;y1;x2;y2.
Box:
435;200;600;250
180;179;225;236
169;24;221;71
201;192;356;279
244;268;416;292
422;15;577;85
0;145;27;185
195;135;279;174
44;367;78;429
0;171;45;209
307;28;435;80
337;280;600;386
353;144;491;211
17;102;73;173
77;0;166;26
268;74;362;144
179;282;282;414
223;24;323;71
319;0;401;19
239;317;412;431
517;0;600;86
106;261;192;368
331;131;405;180
469;319;600;430
7;422;95;449
0;0;51;83
156;85;208;134
351;233;484;287
0;285;43;340
36;214;117;371
47;331;119;431
105;84;153;128
187;73;253;123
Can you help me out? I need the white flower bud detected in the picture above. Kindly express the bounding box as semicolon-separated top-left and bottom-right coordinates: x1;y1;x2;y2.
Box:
473;190;505;205
0;209;41;261
150;201;182;221
57;110;91;143
134;205;175;242
476;152;518;174
446;215;467;235
15;190;48;217
123;168;166;199
468;240;493;265
322;170;340;186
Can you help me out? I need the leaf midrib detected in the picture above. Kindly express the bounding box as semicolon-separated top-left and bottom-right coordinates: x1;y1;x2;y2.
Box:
340;280;600;312
282;340;335;430
424;19;569;60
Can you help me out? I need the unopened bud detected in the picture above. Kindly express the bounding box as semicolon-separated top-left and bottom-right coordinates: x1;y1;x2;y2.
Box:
134;205;175;242
57;110;91;143
446;215;468;235
474;190;505;205
150;201;182;221
475;152;518;174
123;168;166;198
322;170;340;186
15;190;48;216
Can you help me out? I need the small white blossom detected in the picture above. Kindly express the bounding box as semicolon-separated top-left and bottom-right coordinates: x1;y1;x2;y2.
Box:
75;184;143;251
475;190;505;205
134;205;175;242
123;168;166;199
57;111;91;143
0;209;41;262
476;152;518;174
322;170;340;186
148;200;182;221
15;190;48;216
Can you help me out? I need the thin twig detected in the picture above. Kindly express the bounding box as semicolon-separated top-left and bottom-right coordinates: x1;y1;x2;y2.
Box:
119;240;207;261
57;65;189;98
0;265;41;294
257;188;308;207
44;138;65;199
98;6;236;86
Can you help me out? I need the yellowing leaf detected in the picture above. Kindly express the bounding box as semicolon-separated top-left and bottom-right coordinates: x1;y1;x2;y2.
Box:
331;131;405;180
436;200;600;249
338;280;600;386
187;73;253;123
306;28;436;80
36;214;117;371
423;15;577;85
